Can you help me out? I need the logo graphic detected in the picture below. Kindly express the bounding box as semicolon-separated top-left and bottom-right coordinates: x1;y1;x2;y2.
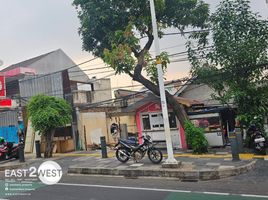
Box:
38;161;62;185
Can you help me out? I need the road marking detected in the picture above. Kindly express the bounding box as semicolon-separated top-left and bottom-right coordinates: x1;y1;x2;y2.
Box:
241;194;268;198
239;154;254;160
57;182;268;198
57;182;191;193
253;155;265;159
203;192;229;195
129;164;144;167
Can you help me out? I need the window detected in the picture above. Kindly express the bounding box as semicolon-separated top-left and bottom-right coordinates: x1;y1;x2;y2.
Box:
142;114;151;130
141;112;177;130
150;113;164;130
191;117;221;132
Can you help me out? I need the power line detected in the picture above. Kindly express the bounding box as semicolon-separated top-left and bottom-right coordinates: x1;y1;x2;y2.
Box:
69;66;110;73
18;57;99;83
17;74;188;104
140;29;211;39
150;43;186;53
163;29;211;36
75;77;193;110
13;47;209;85
6;56;267;98
70;70;115;78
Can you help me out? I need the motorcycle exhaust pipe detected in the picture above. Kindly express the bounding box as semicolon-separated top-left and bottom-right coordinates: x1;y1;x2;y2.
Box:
118;150;131;158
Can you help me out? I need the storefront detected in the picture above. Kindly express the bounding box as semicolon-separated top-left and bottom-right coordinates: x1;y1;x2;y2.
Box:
188;107;236;147
136;102;187;149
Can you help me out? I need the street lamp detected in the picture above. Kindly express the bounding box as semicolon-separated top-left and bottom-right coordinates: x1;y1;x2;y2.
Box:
149;0;178;165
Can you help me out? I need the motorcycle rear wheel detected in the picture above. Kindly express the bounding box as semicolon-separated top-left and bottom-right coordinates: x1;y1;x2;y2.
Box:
148;148;163;164
116;147;130;163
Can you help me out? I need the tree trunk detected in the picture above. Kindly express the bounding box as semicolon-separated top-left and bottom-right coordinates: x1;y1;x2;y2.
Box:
44;129;55;158
132;74;188;128
165;92;189;127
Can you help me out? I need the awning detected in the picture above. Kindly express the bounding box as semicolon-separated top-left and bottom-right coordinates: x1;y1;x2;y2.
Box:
174;96;204;107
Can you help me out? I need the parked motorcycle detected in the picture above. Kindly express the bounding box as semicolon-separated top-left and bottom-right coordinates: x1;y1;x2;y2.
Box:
248;125;267;155
115;135;163;164
0;141;20;160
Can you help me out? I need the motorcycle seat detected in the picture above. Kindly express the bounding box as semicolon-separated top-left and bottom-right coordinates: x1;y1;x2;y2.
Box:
120;139;137;146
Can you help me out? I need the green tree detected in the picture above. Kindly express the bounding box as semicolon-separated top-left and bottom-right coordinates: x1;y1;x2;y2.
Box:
73;0;209;127
184;120;208;154
27;95;72;158
188;0;268;128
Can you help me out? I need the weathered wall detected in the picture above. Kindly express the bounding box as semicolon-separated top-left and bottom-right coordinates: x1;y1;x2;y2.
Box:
107;115;138;136
79;112;111;147
91;79;112;103
79;111;138;148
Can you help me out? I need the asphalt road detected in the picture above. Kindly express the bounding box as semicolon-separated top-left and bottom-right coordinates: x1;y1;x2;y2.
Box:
0;157;267;200
6;182;268;200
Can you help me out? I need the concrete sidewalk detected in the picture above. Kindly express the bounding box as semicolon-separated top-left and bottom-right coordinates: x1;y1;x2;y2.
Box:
68;156;256;181
0;149;264;180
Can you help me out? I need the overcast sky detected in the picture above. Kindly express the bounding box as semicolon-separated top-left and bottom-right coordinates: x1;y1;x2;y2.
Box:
0;0;267;89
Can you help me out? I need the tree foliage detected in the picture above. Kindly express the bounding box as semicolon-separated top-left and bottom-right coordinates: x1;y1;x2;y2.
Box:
184;120;208;154
73;0;209;126
27;95;72;157
188;0;268;127
27;95;72;133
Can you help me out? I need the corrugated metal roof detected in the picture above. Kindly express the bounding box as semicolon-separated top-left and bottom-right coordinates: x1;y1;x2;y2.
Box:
0;110;17;126
19;72;64;99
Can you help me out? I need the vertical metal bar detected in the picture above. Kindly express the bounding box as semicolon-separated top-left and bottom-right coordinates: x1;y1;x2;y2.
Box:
229;131;240;161
84;126;88;151
35;140;42;158
19;143;25;162
100;136;108;158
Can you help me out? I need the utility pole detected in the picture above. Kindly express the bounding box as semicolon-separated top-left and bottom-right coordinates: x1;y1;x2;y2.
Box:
149;0;178;165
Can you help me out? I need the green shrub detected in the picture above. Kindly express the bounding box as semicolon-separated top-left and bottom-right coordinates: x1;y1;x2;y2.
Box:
184;120;208;154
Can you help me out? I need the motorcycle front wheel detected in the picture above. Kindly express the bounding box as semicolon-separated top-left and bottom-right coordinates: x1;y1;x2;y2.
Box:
148;148;163;164
116;147;130;163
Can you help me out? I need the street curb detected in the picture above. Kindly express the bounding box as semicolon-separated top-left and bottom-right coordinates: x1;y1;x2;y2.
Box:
67;160;256;181
0;162;30;171
0;156;65;171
